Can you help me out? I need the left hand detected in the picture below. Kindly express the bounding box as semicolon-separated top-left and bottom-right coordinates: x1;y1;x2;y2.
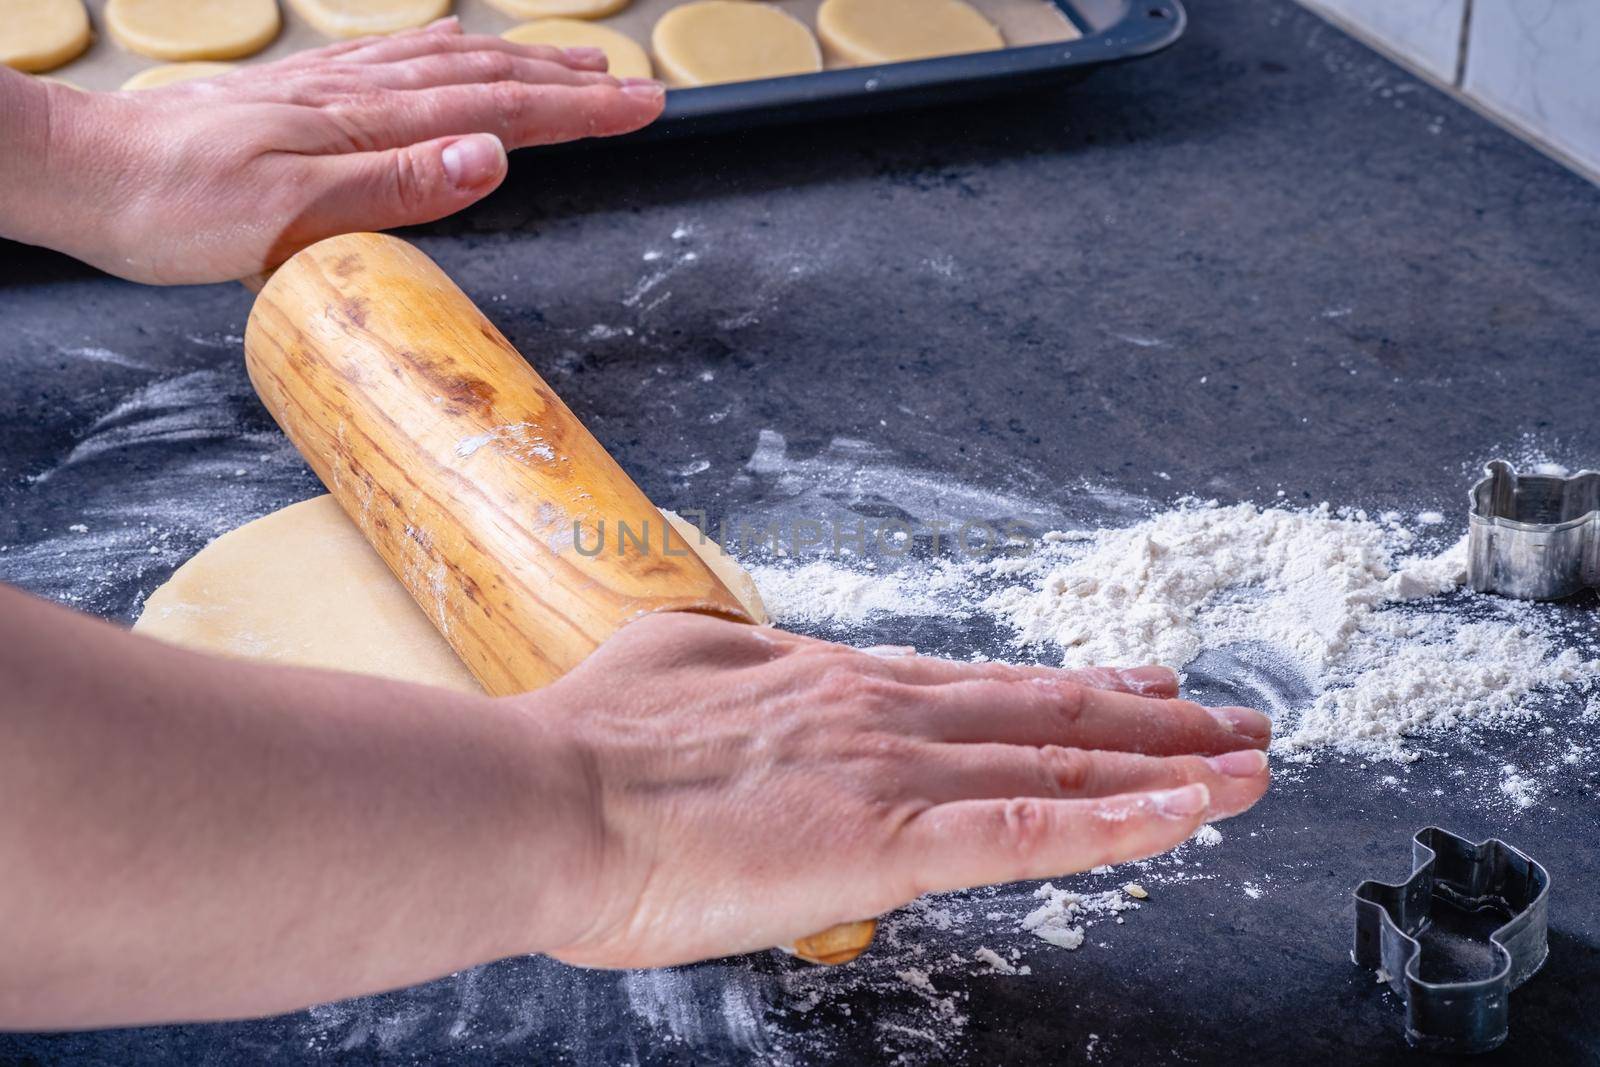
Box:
5;17;664;283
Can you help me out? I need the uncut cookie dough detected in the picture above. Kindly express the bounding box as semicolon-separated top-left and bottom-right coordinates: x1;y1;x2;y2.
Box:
0;0;91;73
817;0;1003;65
652;1;821;87
135;495;768;694
287;0;451;39
504;19;651;79
121;61;235;90
484;0;630;20
105;0;280;61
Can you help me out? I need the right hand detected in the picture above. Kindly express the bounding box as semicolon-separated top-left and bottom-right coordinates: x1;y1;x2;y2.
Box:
531;613;1272;968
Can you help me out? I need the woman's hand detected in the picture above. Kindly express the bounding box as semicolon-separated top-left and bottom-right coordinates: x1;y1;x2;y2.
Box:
535;613;1272;969
0;18;664;284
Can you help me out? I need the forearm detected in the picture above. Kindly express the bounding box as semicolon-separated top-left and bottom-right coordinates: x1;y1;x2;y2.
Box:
0;585;596;1029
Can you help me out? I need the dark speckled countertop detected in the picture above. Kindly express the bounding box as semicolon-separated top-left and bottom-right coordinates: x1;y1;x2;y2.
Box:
2;0;1598;1063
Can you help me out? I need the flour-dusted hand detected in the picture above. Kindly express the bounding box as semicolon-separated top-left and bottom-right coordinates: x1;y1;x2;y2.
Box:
534;613;1272;968
0;18;664;283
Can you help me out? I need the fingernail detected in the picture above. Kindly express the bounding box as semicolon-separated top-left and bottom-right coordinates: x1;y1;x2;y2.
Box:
1207;748;1268;777
564;46;606;63
1154;783;1210;817
1208;706;1272;741
1115;666;1178;695
426;16;460;30
442;133;506;189
622;78;665;99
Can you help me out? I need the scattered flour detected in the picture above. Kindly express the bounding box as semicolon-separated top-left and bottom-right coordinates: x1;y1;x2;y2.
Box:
748;560;940;624
974;501;1596;763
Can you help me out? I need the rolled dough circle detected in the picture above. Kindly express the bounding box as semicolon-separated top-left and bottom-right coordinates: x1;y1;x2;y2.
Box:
105;0;281;61
651;1;821;87
286;0;452;39
817;0;1003;65
135;495;768;695
0;0;91;73
503;19;652;79
120;61;236;90
483;0;630;21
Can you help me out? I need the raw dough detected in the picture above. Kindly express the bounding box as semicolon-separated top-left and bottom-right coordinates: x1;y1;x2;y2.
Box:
135;495;768;694
817;0;1003;65
503;19;652;79
287;0;451;39
484;0;630;21
652;1;821;87
120;61;236;90
0;0;91;73
104;0;281;61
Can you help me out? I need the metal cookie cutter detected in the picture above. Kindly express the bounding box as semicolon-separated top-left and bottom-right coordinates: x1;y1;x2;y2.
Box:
1353;827;1550;1054
1469;460;1600;600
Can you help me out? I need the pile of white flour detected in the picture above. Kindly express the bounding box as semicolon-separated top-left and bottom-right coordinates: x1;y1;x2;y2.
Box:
751;499;1599;763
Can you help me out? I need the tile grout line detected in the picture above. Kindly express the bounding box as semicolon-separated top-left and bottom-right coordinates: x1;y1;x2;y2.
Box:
1453;0;1474;88
1294;0;1599;189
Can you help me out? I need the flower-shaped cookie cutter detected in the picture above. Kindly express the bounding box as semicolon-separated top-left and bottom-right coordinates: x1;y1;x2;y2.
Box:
1469;459;1600;600
1353;827;1550;1054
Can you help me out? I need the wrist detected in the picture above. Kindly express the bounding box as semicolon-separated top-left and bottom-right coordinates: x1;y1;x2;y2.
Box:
0;71;131;267
491;699;611;960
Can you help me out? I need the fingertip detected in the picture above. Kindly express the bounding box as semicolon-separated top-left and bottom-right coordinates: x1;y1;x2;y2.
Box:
1152;781;1210;819
1115;666;1180;696
1207;705;1273;746
441;132;507;192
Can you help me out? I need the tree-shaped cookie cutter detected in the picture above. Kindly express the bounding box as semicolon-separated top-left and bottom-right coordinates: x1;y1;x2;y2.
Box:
1469;459;1600;600
1353;827;1550;1054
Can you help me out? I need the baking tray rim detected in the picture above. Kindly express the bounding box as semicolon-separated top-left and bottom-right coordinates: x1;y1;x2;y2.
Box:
656;0;1188;122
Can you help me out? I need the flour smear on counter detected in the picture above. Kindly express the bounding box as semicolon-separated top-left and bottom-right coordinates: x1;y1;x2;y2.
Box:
749;496;1598;767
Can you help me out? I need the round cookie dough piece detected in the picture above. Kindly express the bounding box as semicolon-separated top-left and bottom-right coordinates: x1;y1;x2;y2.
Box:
135;496;768;695
287;0;451;39
817;0;1002;65
503;19;651;80
652;1;821;87
121;61;236;90
105;0;281;61
483;0;629;21
0;0;91;73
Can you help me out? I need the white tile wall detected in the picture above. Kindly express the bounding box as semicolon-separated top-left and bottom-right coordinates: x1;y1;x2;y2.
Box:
1464;0;1600;180
1297;0;1466;84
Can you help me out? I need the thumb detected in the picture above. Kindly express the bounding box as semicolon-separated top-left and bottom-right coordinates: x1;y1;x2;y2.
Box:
300;132;508;239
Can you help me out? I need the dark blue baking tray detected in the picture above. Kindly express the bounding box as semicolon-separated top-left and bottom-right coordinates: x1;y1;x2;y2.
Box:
649;0;1187;136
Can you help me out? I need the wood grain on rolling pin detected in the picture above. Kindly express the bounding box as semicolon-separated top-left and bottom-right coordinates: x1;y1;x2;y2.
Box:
244;233;874;965
244;233;752;696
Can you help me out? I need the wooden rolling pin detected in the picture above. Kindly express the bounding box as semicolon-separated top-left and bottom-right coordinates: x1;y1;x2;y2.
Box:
243;232;874;967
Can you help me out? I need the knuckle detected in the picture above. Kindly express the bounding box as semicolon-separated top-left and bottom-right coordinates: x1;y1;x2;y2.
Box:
996;797;1053;866
469;49;517;82
813;660;868;705
487;80;529;119
1051;680;1087;728
1040;745;1091;796
389;148;435;215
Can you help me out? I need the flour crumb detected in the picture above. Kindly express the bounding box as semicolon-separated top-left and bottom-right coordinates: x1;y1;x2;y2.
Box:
973;948;1018;975
1021;883;1138;950
1191;824;1223;847
1498;766;1539;810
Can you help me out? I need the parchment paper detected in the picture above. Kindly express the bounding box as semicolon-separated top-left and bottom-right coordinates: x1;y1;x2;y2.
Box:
49;0;1086;91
